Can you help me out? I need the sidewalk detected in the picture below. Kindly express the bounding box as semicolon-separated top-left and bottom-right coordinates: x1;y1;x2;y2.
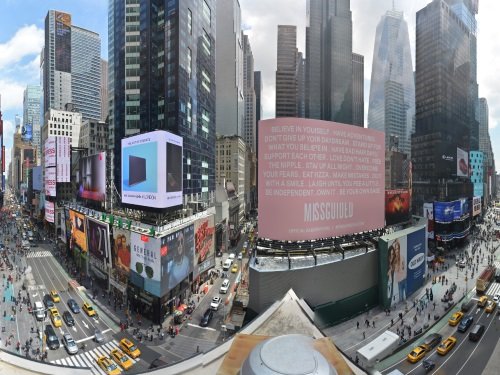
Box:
325;217;498;360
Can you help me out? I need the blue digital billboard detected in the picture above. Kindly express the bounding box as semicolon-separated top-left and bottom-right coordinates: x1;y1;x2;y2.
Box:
434;201;455;223
406;228;426;297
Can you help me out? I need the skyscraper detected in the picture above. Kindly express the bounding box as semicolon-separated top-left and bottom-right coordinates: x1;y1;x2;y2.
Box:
305;0;362;125
368;9;415;155
22;85;42;162
43;11;101;120
215;0;244;137
351;53;364;127
478;98;494;174
412;0;474;212
275;25;298;117
100;59;108;121
109;0;216;203
242;34;256;153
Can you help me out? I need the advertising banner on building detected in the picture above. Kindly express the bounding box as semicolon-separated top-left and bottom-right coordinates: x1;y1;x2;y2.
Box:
258;118;385;241
44;136;56;167
21;124;33;142
111;228;131;286
69;210;87;252
423;203;434;240
60;209;67;244
44;167;56;197
473;196;481;217
161;225;194;294
32;166;43;191
456;148;469;177
45;200;55;223
405;228;426;297
121;130;183;209
193;215;215;277
130;233;162;296
77;152;106;201
56;136;71;182
385;190;410;226
86;218;110;275
434;201;456;223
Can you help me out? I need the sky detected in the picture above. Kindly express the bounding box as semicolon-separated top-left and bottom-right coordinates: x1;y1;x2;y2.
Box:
1;0;499;172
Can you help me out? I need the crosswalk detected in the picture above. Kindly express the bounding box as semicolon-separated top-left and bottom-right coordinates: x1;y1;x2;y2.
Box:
27;250;53;258
50;340;138;375
486;282;500;297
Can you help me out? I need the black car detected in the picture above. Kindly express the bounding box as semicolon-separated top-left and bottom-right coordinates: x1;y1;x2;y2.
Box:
67;299;81;314
149;357;168;369
45;324;60;350
421;333;442;351
458;315;474;332
63;311;75;326
43;294;55;309
200;308;214;327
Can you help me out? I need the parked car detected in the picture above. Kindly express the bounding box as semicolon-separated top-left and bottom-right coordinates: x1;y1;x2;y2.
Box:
62;333;78;355
67;299;81;314
200;308;214;327
211;296;221;310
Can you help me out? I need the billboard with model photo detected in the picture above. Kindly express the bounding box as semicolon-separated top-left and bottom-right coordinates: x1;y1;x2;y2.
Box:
86;218;110;275
423;202;434;240
130;233;161;295
258;118;385;241
121;130;183;209
194;215;215;277
161;225;194;294
78;152;106;202
111;228;131;284
434;201;456;223
457;148;469;177
385;190;410;226
69;210;87;252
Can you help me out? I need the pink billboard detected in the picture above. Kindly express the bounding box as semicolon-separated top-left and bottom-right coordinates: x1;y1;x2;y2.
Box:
258;118;385;241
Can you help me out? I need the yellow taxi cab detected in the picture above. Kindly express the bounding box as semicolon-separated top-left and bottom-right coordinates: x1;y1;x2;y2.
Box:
477;296;488;307
50;290;61;303
407;345;426;363
485;300;497;313
448;311;464;326
49;308;63;328
82;302;97;317
437;336;457;355
111;348;133;371
231;263;238;273
119;338;141;359
96;356;122;375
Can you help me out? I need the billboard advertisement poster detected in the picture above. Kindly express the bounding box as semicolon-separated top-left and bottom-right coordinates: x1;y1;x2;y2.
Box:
456;148;469;177
111;228;131;281
86;218;110;275
423;203;434;240
32;166;43;191
379;234;407;307
21;124;33;142
60;209;67;244
57;136;71;183
69;210;87;252
121;130;183;209
44;167;56;197
161;225;194;294
45;201;55;223
473;196;481;217
258;118;385;241
130;233;161;282
405;228;426;297
194;215;215;277
434;201;455;223
385;190;410;226
44;136;56;167
78;152;106;201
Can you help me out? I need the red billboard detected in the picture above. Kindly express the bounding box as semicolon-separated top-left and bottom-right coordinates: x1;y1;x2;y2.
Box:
385;190;411;226
258;118;385;241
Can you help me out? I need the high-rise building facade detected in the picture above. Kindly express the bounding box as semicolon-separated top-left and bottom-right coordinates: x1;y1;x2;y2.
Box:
478;98;493;166
43;11;101;120
215;0;244;137
275;25;298;117
351;53;364;127
296;52;306;118
109;0;216;204
368;9;415;155
71;26;101;120
306;0;362;125
23;85;42;163
412;0;474;213
100;59;109;121
242;34;256;153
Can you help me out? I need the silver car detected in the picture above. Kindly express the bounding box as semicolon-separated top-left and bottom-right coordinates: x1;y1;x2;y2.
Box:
94;329;105;343
63;333;78;355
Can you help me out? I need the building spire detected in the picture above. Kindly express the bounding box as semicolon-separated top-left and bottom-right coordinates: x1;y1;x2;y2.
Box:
392;0;395;11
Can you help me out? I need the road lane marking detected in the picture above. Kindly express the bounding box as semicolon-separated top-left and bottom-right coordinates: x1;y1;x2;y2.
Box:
188;323;217;331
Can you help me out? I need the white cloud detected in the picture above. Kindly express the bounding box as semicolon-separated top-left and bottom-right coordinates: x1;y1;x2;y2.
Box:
0;24;44;70
0;79;26;111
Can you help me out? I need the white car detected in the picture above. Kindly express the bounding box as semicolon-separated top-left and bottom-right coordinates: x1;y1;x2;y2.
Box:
493;293;500;303
211;296;221;310
220;279;230;294
228;253;236;260
237;252;243;260
62;333;78;355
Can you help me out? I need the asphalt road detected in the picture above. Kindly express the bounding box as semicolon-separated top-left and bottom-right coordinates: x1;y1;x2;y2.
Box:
382;288;500;375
